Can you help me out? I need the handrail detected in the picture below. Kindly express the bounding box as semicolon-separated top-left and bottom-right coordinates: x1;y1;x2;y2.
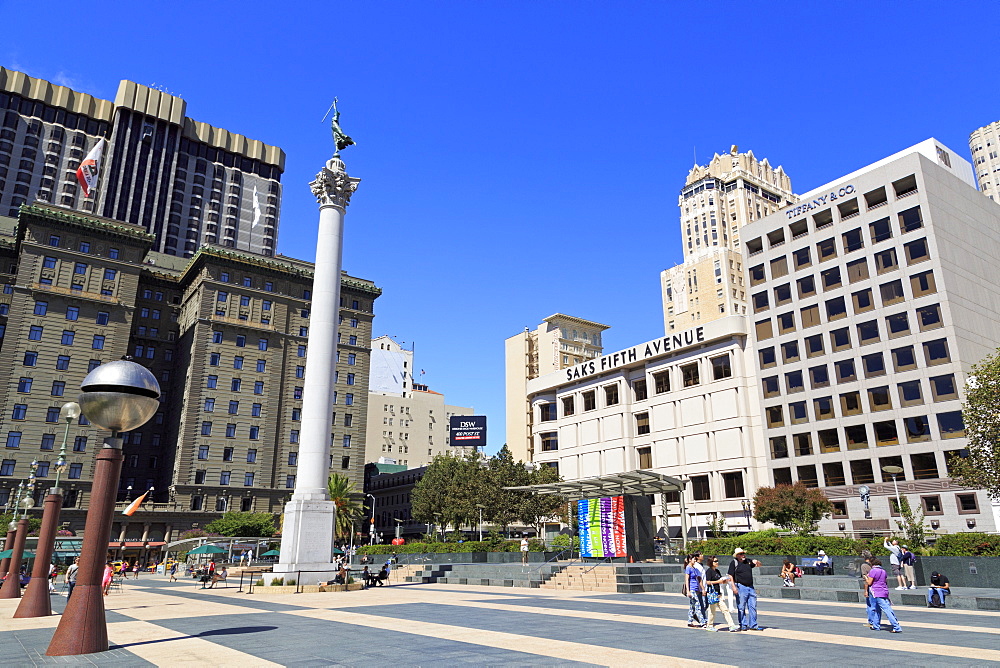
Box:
525;548;573;585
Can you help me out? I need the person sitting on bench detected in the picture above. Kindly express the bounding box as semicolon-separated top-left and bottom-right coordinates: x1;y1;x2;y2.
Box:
376;564;389;586
815;550;832;575
208;567;228;588
927;571;950;607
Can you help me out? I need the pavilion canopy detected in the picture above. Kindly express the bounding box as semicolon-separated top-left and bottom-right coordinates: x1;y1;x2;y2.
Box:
504;470;686;499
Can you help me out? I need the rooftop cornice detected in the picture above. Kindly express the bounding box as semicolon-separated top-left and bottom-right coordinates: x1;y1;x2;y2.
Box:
18;203;155;244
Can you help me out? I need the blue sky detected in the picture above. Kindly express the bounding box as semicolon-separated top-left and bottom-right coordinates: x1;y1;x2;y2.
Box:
3;1;999;454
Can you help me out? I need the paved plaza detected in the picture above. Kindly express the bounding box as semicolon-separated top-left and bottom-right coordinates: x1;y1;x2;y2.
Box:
2;574;999;667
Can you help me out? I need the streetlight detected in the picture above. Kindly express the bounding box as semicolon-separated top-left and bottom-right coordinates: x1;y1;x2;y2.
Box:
14;401;80;618
0;463;38;599
47;359;161;656
433;512;443;542
741;499;752;531
881;465;904;516
394;517;404;541
475;503;486;542
366;493;376;545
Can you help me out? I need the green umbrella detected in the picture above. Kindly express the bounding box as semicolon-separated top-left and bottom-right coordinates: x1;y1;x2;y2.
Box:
0;549;35;560
260;549;280;557
188;544;226;555
332;548;344;555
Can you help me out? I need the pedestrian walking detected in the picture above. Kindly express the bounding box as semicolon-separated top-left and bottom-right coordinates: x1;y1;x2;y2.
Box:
684;553;707;628
169;561;178;582
520;537;529;565
704;556;739;632
101;562;114;596
900;546;917;589
728;547;764;631
859;551;877;629
132;562;140;579
866;558;902;632
65;557;79;599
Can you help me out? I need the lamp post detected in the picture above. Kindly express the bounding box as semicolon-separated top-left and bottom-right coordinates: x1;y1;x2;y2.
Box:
475;503;486;542
1;463;38;598
366;493;376;545
47;359;160;656
15;402;80;617
881;465;904;516
433;512;443;542
740;499;752;531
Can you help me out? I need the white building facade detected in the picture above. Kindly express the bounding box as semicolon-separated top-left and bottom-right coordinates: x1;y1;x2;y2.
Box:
526;317;766;538
741;139;998;535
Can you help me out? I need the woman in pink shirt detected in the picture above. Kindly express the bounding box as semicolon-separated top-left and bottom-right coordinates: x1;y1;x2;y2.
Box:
101;562;115;596
865;558;902;633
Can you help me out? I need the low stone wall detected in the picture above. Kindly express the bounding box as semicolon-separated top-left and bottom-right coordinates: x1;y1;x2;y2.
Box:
251;582;365;595
354;551;564;565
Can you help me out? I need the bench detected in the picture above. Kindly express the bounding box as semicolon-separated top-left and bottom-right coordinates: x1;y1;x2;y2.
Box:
208;573;228;588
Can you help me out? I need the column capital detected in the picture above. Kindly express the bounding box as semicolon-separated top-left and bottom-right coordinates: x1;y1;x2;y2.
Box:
309;157;360;209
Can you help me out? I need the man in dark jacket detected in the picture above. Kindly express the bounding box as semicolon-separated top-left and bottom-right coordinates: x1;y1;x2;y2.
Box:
927;572;950;607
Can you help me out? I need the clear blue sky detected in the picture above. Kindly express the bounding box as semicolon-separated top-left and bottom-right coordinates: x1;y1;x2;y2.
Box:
4;1;999;454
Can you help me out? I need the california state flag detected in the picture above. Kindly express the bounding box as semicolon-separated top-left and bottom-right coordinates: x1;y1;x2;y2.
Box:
75;138;105;197
122;489;150;516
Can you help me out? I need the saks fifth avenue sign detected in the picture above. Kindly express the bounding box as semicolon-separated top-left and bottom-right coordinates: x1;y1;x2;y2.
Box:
785;184;856;219
565;326;706;381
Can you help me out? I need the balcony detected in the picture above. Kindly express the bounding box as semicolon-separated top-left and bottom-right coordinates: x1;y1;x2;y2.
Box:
31;282;119;304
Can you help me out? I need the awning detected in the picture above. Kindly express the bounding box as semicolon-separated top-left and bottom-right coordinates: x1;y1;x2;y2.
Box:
504;470;686;498
107;541;166;548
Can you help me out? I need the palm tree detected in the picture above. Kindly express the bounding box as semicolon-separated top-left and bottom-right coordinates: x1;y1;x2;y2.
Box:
328;473;364;540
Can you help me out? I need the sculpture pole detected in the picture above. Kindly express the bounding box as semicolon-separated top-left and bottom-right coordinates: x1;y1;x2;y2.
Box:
0;518;30;598
275;110;359;581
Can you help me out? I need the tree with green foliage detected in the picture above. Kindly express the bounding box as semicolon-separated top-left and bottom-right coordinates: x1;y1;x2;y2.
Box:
752;482;833;535
956;353;1000;500
483;445;530;532
517;464;566;535
411;450;485;532
894;496;926;547
0;514;42;535
328;473;364;540
204;512;276;537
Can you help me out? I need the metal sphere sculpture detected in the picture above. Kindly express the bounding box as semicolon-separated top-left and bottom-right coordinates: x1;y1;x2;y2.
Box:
77;359;161;433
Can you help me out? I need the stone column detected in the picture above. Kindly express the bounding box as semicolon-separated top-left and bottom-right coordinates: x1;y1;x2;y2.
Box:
275;154;359;581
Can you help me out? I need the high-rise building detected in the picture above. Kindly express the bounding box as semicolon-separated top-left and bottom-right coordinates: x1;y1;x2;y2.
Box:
661;146;796;332
366;335;473;469
0;66;283;257
0;203;381;553
505;314;608;462
969;119;1000;202
741;139;995;534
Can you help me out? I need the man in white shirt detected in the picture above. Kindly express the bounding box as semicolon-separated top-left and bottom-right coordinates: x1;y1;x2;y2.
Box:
64;557;79;599
520;537;529;564
883;538;907;590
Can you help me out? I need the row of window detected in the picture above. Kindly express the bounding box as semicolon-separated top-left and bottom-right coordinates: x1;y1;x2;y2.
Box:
828;492;980;519
26;326;109;349
773;450;958;490
1;457;83;478
5;431;88;451
209;330;271;350
541;355;733;420
31;301;112;323
767;411;965;460
761;339;953;398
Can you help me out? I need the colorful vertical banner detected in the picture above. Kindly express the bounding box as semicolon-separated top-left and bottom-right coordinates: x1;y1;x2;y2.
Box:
577;496;627;558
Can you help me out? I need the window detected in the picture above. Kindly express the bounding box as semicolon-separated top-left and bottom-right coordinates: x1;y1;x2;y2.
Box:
910;270;936;297
580;390;596;411
835;359;856;382
831;500;848;517
209;352;221;366
921;495;942;514
923;339;950;366
793;246;811;269
295;365;305;378
749;264;765;286
886;312;910;337
691;475;710;501
345;394;353;405
653;371;670;394
635;412;650;435
346;374;355;386
789;401;808;424
290;430;300;444
212;331;223;344
220;471;231;486
769;436;788;459
23;351;37;367
874;248;898;274
207;375;218;389
929;374;958;402
850;459;876;484
231;378;242;392
249;426;260;440
10;403;26;420
830;327;851;352
201;421;213;436
759;347;776;368
797;465;819;488
681;363;700;387
762;376;780;398
937;411;965;439
258;338;269;351
540;432;558;452
898;380;923;407
873;420;899;446
776;312;795;334
898;206;923;232
805;334;824;357
61;330;76;345
233;356;244;370
17;377;32;393
722;472;744;498
845;424;869;450
904;238;930;264
33;300;48;316
840;391;862;416
73;436;87;452
856;288;876;314
857;320;880;345
190;496;203;510
752;291;769;313
755;318;773;340
870;217;892;243
109;248;119;259
956;493;978;514
846;258;869;283
40;434;55;450
342;434;352;448
862;352;885;378
821;267;842;290
297;345;306;357
809;365;829;389
917;304;942;331
633;379;647;401
29;325;43;341
774;283;792;306
244;472;255;486
711;355;731;380
55;354;70;371
904;416;931;443
103;268;116;281
826;297;847;321
766;405;784;428
88;359;101;372
68;463;82;479
539;403;557;421
880;279;905;306
562;396;575;416
816;238;837;261
51;380;65;396
892;346;917;372
800;304;821;328
868;386;892;411
773;468;793;486
235;335;246;347
91;335;104;350
813;396;834;420
797;275;816;298
785;370;804;394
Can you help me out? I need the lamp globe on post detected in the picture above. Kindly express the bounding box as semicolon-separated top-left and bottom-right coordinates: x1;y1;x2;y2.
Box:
47;359;160;656
14;402;80;617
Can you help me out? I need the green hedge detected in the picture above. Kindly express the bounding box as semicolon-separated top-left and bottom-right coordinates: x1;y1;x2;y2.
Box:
685;530;924;557
356;540;546;555
933;533;1000;557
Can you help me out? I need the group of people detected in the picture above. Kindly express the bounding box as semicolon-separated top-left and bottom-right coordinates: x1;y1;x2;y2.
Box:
682;548;763;632
883;538;919;590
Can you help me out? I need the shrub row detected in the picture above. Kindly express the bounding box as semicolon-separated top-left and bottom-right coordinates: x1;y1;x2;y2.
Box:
356;540;546;555
684;530;1000;557
932;533;1000;557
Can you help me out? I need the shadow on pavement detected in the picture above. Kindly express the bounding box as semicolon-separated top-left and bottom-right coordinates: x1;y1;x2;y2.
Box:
112;625;278;649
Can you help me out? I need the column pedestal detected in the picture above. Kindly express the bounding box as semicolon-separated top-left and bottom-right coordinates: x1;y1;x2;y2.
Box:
14;491;63;617
0;528;15;578
0;518;30;598
272;498;338;583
